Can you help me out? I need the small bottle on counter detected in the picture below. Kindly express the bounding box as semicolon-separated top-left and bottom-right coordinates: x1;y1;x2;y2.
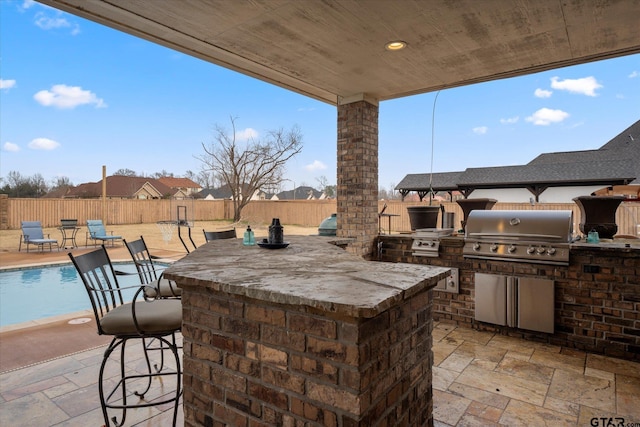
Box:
243;225;255;246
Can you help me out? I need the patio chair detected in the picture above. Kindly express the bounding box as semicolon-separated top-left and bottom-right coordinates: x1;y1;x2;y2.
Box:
124;236;181;298
68;246;182;427
19;221;60;252
86;219;123;247
203;228;236;242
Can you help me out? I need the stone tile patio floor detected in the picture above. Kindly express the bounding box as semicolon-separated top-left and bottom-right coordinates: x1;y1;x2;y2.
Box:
1;320;639;426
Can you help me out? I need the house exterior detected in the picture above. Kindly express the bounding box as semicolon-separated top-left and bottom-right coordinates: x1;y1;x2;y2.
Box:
62;175;185;199
157;177;202;196
397;120;640;203
273;186;325;200
197;184;268;201
199;185;326;201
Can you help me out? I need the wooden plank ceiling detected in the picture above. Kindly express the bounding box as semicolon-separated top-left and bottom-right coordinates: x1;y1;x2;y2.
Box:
38;0;640;104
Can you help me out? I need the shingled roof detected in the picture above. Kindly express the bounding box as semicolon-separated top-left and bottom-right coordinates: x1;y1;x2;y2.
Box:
529;120;640;184
157;177;201;189
65;176;175;199
396;119;640;199
396;172;462;191
457;159;636;187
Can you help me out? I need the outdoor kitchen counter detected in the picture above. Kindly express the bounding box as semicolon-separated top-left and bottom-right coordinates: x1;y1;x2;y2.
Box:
163;234;450;318
164;234;449;426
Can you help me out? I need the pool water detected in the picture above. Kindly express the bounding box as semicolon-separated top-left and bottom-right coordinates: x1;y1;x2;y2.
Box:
0;262;163;327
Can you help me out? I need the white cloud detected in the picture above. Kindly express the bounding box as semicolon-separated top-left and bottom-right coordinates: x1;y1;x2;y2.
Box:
34;10;80;35
34;12;70;30
534;88;552;98
305;160;327;172
629;71;639;78
550;76;602;96
34;84;106;109
500;116;519;124
0;79;17;90
28;137;60;150
472;126;488;135
3;142;20;152
525;108;569;126
19;0;35;11
235;128;258;141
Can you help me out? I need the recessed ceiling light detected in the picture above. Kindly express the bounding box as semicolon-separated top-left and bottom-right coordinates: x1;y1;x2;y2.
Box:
385;41;407;51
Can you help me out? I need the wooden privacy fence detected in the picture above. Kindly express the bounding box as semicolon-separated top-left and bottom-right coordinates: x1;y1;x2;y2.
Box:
2;196;639;237
1;198;335;230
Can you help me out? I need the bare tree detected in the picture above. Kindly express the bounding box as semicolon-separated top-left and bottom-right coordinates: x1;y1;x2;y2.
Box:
150;170;174;179
316;175;336;198
0;171;48;197
197;117;303;221
113;168;137;176
378;182;401;200
185;167;217;189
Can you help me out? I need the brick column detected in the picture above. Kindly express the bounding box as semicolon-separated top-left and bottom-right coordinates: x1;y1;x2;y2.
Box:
337;98;379;259
0;194;8;230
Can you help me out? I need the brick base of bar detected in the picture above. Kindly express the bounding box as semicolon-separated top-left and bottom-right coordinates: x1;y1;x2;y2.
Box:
181;287;434;426
164;237;447;427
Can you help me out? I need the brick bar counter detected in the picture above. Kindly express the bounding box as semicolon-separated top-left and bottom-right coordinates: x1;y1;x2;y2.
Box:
164;235;450;426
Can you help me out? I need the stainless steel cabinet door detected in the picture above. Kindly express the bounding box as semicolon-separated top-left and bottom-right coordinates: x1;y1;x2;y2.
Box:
518;277;554;333
474;273;507;326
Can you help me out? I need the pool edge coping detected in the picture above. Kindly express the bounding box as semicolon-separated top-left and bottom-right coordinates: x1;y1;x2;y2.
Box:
0;256;174;331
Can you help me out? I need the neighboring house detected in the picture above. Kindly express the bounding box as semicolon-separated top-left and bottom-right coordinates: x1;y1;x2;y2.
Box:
198;185;323;201
198;187;232;200
275;186;325;200
157;177;201;196
42;186;72;198
62;175;182;199
197;184;265;201
397;120;640;203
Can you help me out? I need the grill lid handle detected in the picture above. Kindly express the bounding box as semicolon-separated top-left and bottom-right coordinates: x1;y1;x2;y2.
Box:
467;232;566;240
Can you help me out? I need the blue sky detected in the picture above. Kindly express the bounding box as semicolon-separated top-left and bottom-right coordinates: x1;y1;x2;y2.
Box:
1;1;639;193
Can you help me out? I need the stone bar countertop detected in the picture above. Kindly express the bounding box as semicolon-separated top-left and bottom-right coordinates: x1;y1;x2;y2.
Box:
163;235;450;318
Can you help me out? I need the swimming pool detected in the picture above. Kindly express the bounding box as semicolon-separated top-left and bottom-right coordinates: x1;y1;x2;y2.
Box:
0;262;166;328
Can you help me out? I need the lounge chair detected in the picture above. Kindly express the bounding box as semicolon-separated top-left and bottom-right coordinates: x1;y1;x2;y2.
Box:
86;219;122;247
68;246;182;426
19;221;60;252
124;236;181;298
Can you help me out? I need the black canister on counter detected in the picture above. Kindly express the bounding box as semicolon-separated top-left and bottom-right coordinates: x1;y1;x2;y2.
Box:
268;218;284;244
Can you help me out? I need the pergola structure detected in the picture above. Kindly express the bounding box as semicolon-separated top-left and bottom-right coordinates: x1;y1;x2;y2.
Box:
39;0;640;257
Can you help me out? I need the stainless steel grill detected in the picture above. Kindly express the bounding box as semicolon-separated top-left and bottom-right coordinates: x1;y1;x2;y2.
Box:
412;228;454;257
463;210;573;265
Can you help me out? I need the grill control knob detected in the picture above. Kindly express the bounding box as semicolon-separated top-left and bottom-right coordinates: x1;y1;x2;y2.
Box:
536;247;546;255
473;243;481;251
527;246;535;254
508;245;517;253
428;241;436;247
490;244;498;252
547;247;556;255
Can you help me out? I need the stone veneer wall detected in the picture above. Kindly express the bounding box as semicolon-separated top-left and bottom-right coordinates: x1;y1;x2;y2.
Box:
378;235;640;362
336;100;379;259
181;283;435;426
